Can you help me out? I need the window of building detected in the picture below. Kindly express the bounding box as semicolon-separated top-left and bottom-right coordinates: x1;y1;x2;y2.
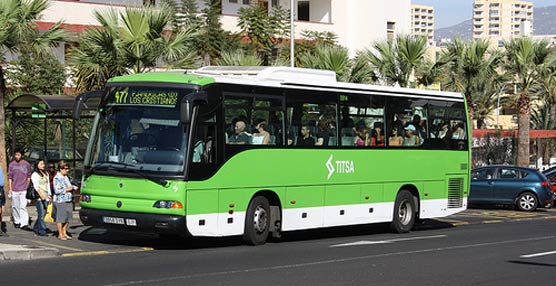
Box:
387;22;396;41
298;1;310;21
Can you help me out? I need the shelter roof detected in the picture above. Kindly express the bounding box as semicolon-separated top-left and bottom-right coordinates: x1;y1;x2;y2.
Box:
7;94;98;112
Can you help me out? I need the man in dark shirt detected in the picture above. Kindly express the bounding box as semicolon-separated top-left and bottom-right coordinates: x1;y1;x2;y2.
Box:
297;125;315;146
228;120;251;144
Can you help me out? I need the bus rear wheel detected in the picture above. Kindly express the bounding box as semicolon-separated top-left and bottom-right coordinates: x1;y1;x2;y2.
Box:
391;190;416;233
243;196;270;245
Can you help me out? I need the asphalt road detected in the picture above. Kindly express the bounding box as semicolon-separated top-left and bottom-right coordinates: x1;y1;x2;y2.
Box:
1;214;556;286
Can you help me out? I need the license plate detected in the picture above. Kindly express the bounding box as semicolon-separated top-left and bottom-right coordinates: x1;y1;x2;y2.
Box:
125;218;137;226
103;216;125;225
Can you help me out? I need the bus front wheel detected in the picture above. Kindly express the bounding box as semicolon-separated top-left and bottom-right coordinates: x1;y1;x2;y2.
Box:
243;196;270;245
391;190;416;233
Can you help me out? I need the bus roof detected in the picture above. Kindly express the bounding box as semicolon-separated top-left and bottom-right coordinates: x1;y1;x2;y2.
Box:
108;72;215;86
109;67;463;101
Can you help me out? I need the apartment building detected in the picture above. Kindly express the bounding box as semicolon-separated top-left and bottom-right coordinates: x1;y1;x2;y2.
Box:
473;0;533;44
411;4;434;47
37;0;411;61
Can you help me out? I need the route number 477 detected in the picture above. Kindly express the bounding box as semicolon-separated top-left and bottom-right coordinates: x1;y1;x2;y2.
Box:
114;91;129;104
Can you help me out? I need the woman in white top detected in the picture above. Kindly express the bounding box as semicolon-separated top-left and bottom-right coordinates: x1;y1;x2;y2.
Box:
31;159;51;236
251;119;270;145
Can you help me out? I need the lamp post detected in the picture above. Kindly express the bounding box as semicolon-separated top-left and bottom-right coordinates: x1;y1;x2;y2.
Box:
290;0;295;67
497;90;501;129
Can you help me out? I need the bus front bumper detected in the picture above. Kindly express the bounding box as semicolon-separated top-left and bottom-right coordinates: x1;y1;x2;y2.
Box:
79;207;188;235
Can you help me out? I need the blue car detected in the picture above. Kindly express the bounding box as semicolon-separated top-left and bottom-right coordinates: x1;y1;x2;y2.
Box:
470;165;554;211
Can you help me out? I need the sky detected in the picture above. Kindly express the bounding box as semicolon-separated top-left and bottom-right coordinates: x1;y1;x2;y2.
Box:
412;0;556;28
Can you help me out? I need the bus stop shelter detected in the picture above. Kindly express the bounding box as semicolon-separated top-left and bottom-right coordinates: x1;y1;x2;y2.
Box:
6;93;100;168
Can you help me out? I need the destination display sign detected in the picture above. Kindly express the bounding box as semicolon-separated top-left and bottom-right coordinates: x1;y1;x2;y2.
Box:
112;90;178;106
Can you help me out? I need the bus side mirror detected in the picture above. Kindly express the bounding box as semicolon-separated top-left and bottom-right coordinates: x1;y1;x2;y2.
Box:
180;91;208;124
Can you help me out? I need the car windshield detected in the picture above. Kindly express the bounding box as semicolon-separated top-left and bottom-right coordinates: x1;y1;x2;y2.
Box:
89;86;195;176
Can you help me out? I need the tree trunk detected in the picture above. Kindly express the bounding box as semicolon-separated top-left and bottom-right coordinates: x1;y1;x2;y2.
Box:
0;65;11;216
516;92;530;167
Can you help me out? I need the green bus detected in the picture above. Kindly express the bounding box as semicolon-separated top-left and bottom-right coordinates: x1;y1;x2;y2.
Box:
78;66;470;245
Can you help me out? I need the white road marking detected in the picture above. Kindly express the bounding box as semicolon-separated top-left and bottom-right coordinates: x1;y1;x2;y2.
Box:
103;235;556;286
520;250;556;258
330;235;448;248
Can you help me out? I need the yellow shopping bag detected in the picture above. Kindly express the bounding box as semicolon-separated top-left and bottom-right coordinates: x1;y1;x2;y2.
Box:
45;202;55;223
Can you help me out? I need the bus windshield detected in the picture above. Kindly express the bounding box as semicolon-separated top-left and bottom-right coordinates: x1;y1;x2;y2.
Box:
89;86;196;176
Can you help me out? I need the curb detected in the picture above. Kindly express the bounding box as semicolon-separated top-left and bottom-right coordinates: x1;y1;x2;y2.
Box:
0;244;60;261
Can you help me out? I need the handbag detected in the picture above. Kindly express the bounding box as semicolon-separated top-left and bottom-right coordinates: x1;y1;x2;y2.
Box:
45;202;54;223
25;181;37;200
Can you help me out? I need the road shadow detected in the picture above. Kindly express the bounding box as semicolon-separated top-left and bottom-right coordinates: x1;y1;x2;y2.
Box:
468;204;552;213
507;260;556;267
76;219;456;250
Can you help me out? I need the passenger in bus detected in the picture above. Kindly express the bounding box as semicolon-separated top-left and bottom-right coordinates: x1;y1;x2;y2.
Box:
393;113;405;132
315;120;330;146
297;125;315;146
438;121;452;139
340;106;355;130
452;123;466;140
328;121;337;136
354;127;370;147
371;122;385;146
228;120;251;144
252;119;271;145
402;124;420;146
389;127;403;146
412;114;427;140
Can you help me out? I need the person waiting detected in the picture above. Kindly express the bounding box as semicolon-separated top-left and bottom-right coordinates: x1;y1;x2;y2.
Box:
228;120;251;144
402;124;420;146
252;119;271;145
389;127;403;146
297;125;315;146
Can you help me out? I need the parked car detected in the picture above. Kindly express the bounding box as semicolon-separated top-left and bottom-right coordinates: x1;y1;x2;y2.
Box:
541;167;556;202
470;165;555;211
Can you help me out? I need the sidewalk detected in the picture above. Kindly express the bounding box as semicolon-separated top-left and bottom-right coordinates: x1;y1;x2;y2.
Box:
0;206;80;261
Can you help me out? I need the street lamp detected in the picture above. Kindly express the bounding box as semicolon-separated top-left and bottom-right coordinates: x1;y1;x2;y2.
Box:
290;0;295;67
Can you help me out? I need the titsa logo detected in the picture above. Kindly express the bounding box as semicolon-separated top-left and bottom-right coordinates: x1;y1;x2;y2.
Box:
326;155;355;180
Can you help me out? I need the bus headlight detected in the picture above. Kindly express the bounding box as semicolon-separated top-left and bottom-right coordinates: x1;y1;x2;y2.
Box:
153;201;183;209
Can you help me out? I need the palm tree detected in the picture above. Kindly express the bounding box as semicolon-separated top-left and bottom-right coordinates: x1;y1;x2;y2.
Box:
298;45;373;83
216;50;263;66
0;0;66;188
70;4;196;91
365;35;427;87
504;38;555;167
441;39;503;130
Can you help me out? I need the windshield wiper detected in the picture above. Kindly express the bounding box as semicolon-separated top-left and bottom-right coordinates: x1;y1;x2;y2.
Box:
85;161;168;187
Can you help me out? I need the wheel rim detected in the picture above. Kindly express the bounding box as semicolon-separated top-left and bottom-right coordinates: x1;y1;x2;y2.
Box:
398;199;413;225
253;205;268;233
519;194;536;210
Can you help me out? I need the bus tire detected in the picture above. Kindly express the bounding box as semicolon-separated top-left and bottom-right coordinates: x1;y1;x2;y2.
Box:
243;196;270;245
391;190;416;233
